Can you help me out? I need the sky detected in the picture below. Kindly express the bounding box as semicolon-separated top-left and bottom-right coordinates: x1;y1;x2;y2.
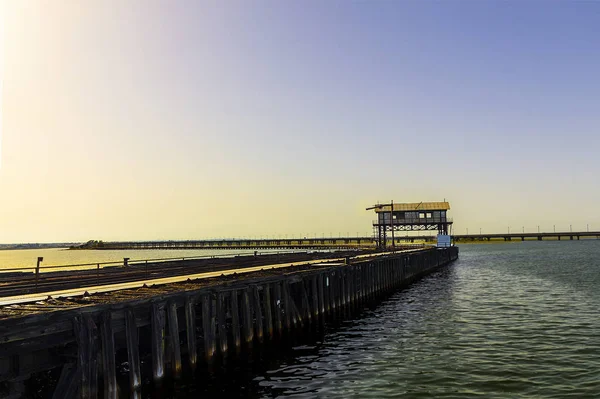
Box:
1;1;599;243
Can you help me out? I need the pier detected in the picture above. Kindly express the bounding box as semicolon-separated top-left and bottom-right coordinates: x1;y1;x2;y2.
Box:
69;230;599;252
453;231;600;242
0;247;458;398
0;250;377;298
73;237;376;250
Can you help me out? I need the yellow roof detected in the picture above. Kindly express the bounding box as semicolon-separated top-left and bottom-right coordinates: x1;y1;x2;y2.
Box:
372;202;450;213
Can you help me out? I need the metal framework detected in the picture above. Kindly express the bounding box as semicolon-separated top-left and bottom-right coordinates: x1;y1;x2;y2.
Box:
367;201;453;249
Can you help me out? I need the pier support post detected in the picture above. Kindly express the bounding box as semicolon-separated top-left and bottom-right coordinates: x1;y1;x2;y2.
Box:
369;264;374;300
287;281;303;328
252;286;264;343
242;289;254;346
263;284;274;340
273;282;283;337
318;273;326;320
340;270;347;316
350;266;357;312
386;261;392;291
335;270;342;317
75;315;98;399
357;265;363;306
346;268;353;314
184;299;197;371
301;280;312;325
282;282;292;331
390;260;394;290
373;263;378;297
167;302;182;378
378;262;383;294
217;292;229;356
329;272;337;318
100;312;117;399
311;275;319;321
383;262;388;293
201;295;216;364
125;309;141;394
35;257;43;289
151;303;166;383
230;290;241;354
367;262;375;301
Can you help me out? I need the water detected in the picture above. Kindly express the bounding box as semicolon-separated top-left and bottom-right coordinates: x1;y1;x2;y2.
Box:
188;241;600;398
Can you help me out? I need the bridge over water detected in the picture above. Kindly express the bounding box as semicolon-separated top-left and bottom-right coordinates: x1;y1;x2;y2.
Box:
75;237;378;250
454;231;600;242
74;230;600;251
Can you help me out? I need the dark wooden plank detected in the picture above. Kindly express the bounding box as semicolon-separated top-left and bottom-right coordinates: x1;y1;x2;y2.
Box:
217;292;228;355
184;298;197;370
311;275;319;320
325;272;333;318
0;329;75;358
167;302;182;378
318;273;325;320
125;309;141;394
358;264;367;304
340;270;346;315
301;279;312;324
263;284;274;340
367;262;375;300
330;271;338;317
100;312;117;399
201;294;215;364
230;290;241;354
273;282;283;336
151;303;166;383
210;296;217;358
74;314;98;399
241;289;254;345
352;265;358;310
282;282;292;331
287;282;303;329
340;270;347;317
252;286;264;343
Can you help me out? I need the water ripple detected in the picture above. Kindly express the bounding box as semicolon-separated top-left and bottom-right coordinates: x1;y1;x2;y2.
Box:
253;242;600;398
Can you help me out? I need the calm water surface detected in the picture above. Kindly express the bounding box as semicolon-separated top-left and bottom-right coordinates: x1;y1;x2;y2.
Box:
186;241;600;398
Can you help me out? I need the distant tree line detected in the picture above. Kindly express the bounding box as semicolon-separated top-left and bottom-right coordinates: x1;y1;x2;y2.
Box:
70;240;105;250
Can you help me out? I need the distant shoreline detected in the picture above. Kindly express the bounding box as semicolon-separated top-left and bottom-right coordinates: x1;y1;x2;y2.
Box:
0;244;78;251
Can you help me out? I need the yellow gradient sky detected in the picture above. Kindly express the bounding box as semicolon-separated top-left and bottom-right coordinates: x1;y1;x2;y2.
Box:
1;1;599;242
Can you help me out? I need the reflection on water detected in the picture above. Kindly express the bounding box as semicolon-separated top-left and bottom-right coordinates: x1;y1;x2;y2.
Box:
177;241;600;398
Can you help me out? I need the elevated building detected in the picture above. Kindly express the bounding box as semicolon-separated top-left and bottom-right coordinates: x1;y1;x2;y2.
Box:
367;201;453;249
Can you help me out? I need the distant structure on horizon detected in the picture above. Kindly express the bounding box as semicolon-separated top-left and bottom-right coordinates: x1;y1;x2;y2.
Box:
367;201;453;249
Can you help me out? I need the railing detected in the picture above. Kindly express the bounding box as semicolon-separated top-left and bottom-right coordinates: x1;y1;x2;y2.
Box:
0;244;433;277
100;238;375;244
0;245;434;296
373;218;453;225
0;249;331;275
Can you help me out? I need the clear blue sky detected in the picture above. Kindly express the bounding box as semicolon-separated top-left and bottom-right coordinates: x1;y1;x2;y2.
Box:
1;1;599;241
